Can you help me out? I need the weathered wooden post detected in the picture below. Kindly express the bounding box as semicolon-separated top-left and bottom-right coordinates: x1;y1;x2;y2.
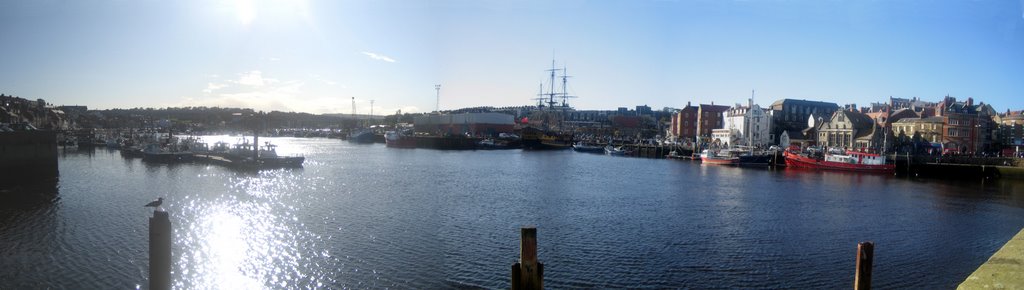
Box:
512;227;543;290
150;210;172;290
855;241;873;290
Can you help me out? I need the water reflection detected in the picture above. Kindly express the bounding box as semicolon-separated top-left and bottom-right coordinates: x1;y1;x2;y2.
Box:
0;178;60;212
173;171;327;289
0;179;62;288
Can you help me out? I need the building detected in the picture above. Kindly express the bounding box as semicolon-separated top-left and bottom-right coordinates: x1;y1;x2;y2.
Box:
635;105;653;116
695;103;730;139
720;100;773;147
889;96;938;116
779;129;812;148
936;96;995;154
769;99;839;145
1000;111;1024;155
669;102;728;144
892;116;944;144
671;102;698;139
815;109;882;150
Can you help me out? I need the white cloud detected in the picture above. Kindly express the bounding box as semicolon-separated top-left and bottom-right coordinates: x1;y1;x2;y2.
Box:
233;70;279;87
179;70;367;114
202;82;229;93
361;51;396;63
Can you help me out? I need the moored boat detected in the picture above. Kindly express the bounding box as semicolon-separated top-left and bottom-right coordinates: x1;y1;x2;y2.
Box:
605;145;627;156
699;149;740;165
414;134;481;150
572;141;605;153
783;149;894;173
384;130;416;148
348;129;376;144
520;127;572;150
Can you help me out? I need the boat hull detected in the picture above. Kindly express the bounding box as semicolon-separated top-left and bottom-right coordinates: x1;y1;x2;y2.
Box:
414;136;481;150
737;154;773;166
385;136;417;148
522;139;572;150
700;157;739;165
573;144;605;153
784;151;894;173
348;131;376;144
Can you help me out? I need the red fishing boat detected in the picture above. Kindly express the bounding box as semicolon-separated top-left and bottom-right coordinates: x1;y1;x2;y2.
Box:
784;149;894;173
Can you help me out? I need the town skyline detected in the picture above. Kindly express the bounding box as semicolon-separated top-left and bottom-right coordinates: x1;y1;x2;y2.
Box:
1;0;1022;115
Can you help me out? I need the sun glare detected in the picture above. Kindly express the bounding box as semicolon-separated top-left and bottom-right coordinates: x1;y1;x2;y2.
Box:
235;0;256;25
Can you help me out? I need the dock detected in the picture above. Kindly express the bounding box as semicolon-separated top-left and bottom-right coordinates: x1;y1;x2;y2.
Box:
958;228;1024;289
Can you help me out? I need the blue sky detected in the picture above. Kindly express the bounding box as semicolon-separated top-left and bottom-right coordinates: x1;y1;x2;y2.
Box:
1;0;1022;114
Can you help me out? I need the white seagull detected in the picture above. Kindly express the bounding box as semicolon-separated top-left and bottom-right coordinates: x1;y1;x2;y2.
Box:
144;197;164;210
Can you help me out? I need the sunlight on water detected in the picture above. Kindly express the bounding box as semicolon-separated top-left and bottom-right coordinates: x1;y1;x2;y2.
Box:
191;207;261;288
173;163;328;289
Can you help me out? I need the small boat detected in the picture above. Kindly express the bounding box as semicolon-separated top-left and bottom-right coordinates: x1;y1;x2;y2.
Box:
699;149;740;165
348;129;376;144
666;150;691;160
605;145;627;156
141;143;194;163
737;153;773;166
385;130;416;148
783;149;894;173
221;141;305;168
572;142;605;153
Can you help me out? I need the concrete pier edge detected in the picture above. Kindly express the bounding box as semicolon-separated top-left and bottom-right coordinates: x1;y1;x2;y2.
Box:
958;228;1024;289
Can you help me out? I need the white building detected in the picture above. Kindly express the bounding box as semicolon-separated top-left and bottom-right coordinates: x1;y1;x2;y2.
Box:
720;100;773;147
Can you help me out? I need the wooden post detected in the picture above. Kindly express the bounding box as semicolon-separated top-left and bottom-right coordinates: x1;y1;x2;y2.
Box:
511;227;543;290
855;241;873;290
150;210;172;290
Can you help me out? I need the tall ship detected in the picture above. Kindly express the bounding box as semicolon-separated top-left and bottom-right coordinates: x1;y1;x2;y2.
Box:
784;148;894;173
520;60;575;150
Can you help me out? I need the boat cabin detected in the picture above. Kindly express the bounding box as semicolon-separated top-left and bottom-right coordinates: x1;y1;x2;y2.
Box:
824;151;887;165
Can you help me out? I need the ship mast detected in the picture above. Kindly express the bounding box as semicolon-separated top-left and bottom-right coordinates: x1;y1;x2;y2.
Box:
560;65;576;110
545;59;560;110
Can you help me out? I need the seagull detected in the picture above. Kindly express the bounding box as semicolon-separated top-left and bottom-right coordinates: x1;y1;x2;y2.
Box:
144;197;164;209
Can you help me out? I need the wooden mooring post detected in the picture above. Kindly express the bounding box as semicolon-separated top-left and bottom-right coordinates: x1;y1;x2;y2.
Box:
855;241;873;290
149;210;172;290
512;227;543;290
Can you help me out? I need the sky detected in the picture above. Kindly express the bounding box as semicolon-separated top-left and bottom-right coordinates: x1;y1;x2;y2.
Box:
1;0;1022;115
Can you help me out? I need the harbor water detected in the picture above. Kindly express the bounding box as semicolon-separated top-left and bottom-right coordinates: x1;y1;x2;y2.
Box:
2;137;1024;288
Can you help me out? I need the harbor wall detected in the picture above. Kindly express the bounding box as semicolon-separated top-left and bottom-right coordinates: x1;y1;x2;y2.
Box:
0;131;58;185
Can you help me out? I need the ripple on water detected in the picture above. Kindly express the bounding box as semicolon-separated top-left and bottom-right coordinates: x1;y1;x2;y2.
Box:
4;139;1024;289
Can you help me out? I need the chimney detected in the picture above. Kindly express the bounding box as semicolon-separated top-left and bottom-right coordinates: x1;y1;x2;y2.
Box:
967;97;974;107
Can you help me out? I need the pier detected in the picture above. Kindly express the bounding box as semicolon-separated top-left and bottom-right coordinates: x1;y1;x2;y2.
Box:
0;130;58;185
959;228;1024;289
